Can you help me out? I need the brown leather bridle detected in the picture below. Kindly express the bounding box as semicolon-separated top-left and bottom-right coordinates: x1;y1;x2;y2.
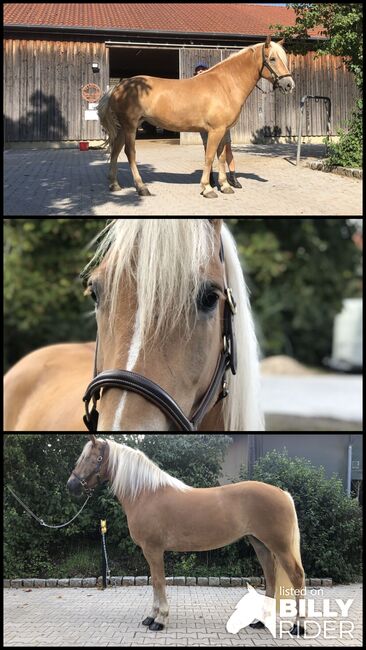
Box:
256;43;293;94
83;239;237;432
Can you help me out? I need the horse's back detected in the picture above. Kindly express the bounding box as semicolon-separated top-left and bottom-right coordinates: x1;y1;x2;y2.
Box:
4;343;95;431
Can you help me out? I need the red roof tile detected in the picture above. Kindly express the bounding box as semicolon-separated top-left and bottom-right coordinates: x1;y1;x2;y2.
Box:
3;3;320;37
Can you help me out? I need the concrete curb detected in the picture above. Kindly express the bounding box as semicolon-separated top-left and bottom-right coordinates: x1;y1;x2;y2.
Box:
305;161;362;179
4;576;332;588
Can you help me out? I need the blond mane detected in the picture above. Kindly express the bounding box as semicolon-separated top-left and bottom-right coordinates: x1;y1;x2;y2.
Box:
107;439;192;501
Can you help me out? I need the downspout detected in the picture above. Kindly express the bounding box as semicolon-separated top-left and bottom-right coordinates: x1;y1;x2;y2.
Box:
248;435;257;480
347;435;353;497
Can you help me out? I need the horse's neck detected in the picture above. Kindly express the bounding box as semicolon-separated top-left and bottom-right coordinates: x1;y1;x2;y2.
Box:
223;48;260;105
199;402;225;431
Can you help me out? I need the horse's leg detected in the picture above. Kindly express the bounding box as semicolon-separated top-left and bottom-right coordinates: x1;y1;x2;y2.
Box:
141;583;160;628
141;545;169;631
216;139;234;194
124;128;151;196
200;128;226;198
248;536;276;629
275;550;305;636
108;128;125;191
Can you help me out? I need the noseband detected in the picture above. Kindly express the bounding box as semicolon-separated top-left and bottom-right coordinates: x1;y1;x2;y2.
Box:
83;240;237;432
71;441;108;495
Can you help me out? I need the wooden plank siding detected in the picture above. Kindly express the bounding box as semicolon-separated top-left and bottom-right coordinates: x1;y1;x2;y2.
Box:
4;38;358;144
180;49;358;144
4;39;109;142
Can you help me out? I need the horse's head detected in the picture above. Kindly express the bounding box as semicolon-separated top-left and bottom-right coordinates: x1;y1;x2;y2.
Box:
82;219;236;431
67;435;109;496
260;36;295;94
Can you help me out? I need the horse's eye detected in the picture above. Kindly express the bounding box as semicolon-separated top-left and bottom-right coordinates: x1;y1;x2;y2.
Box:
85;282;99;306
197;285;220;313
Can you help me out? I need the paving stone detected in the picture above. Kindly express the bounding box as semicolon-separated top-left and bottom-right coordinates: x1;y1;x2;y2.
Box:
4;145;361;217
4;583;362;646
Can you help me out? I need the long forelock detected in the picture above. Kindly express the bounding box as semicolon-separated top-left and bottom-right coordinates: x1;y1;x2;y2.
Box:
107;440;192;501
84;219;215;345
269;41;288;66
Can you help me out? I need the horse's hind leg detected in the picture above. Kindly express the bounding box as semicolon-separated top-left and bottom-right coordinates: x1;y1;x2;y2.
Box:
249;536;276;597
125;128;151;196
276;550;305;636
108;129;125;191
248;536;276;629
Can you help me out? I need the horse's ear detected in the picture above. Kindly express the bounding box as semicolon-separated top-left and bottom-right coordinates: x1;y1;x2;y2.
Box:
265;35;271;48
277;38;285;47
89;434;97;446
246;582;254;591
208;218;223;232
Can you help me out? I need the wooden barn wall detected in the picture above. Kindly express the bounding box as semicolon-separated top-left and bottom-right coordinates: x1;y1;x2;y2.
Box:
180;49;358;144
4;39;109;142
4;39;358;144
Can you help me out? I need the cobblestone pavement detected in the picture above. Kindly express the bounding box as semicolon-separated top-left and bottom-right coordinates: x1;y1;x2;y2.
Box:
4;583;362;646
4;143;362;216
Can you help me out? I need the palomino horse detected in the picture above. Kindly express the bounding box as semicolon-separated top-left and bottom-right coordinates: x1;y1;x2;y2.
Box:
98;37;294;198
4;219;263;431
67;435;306;635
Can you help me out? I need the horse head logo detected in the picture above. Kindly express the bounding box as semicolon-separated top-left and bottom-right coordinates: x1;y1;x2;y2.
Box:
227;583;277;638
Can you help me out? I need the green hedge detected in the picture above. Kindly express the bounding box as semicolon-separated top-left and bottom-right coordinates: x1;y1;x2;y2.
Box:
239;449;362;583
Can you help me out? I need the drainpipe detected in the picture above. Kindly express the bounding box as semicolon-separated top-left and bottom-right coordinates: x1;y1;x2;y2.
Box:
248;435;256;480
347;436;353;497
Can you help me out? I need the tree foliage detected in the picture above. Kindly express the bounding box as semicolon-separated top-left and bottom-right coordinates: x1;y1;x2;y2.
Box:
227;219;361;365
272;4;362;90
3;219;105;367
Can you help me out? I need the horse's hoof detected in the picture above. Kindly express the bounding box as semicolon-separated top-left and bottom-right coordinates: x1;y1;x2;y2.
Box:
221;185;235;194
142;617;155;626
149;622;165;631
250;621;265;629
109;183;122;192
201;189;218;199
290;624;305;636
138;187;151;196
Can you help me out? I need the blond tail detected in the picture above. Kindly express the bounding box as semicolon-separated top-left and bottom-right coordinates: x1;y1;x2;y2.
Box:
274;492;303;613
97;87;120;145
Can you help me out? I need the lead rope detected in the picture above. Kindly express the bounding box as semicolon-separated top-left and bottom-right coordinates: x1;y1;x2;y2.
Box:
6;485;92;529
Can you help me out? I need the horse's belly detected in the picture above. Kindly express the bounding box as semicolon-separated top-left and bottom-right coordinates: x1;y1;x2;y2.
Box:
143;113;204;133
